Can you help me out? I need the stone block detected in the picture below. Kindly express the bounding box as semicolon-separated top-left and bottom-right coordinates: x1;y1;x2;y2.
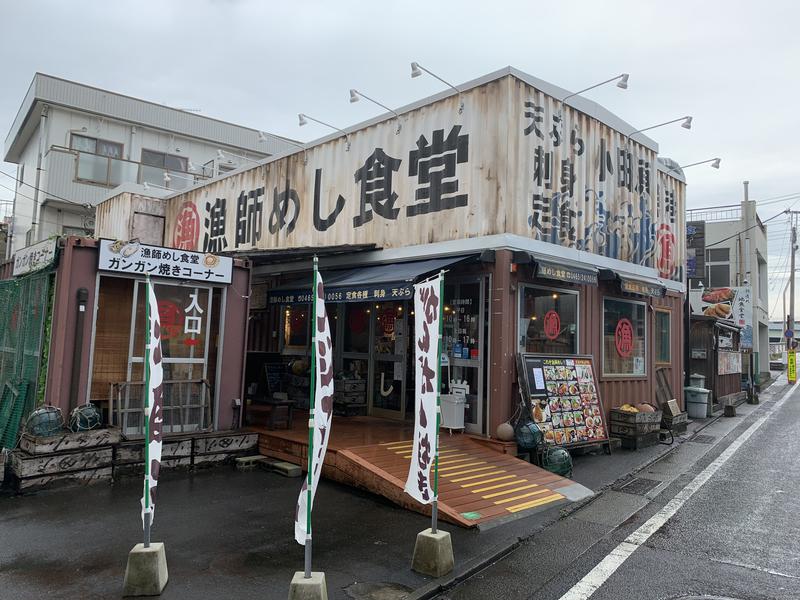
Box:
123;542;168;596
288;571;328;600
411;528;454;577
272;461;302;477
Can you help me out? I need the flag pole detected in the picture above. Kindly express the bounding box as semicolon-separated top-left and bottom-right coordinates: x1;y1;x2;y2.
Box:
431;269;445;535
143;275;152;549
305;255;318;578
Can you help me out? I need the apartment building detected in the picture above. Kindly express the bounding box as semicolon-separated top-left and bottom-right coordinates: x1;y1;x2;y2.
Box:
687;199;770;381
3;73;296;256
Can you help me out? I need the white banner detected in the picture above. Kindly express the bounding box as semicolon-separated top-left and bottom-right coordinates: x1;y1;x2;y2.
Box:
404;275;442;504
141;280;164;525
294;272;335;545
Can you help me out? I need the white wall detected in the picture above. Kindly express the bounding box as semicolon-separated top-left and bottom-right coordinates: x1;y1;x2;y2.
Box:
8;105;268;255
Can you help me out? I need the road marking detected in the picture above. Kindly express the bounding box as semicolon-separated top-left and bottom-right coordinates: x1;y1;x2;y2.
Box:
507;493;564;512
482;482;540;498
447;465;496;478
558;379;799;600
494;488;551;504
462;475;519;490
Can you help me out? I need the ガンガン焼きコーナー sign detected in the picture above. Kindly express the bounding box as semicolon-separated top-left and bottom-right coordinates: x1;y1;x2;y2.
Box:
164;73;685;281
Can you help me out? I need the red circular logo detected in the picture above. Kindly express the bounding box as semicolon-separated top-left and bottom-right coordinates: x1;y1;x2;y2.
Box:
543;310;561;340
173;201;200;251
615;318;634;357
655;224;676;279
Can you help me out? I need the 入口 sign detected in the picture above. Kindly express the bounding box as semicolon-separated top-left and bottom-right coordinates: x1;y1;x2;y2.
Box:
98;239;232;283
13;238;57;276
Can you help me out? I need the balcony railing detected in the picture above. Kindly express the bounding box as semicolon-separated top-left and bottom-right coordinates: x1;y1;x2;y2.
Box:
51;146;210;192
686;205;742;223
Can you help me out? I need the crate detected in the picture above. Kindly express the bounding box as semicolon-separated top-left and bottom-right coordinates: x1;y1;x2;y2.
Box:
661;412;688;428
609;408;662;425
610;420;662;436
619;431;660;450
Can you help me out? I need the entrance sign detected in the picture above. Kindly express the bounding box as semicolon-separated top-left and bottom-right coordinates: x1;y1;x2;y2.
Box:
13;238;57;276
141;277;164;540
99;239;232;284
294;266;335;547
405;274;443;505
789;351;796;384
536;260;598;286
517;354;609;448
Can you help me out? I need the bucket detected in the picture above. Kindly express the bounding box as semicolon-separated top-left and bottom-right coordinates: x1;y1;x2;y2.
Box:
684;386;710;419
689;373;706;388
441;394;467;429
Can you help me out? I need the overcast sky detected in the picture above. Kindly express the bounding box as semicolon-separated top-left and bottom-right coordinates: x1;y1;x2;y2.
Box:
2;0;798;317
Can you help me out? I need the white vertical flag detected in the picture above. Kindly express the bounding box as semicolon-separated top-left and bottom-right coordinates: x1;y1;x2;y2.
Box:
294;271;335;545
404;275;442;504
141;280;164;526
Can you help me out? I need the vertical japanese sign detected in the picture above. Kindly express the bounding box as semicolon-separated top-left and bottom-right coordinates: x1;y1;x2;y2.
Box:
404;274;443;504
141;278;164;530
294;269;335;546
788;351;796;384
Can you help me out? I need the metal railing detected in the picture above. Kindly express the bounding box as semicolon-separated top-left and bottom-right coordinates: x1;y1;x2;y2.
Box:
110;379;213;438
50;146;211;191
686;205;742;223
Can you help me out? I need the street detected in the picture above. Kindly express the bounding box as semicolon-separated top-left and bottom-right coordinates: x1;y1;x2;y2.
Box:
437;377;800;600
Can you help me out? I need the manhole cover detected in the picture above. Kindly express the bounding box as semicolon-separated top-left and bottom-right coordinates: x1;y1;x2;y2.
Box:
691;434;716;444
617;477;661;495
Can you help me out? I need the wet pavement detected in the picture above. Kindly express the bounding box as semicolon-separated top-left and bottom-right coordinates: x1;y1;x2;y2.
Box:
436;376;799;600
1;399;717;599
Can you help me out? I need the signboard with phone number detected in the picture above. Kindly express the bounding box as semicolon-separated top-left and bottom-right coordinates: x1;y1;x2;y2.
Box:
517;353;610;450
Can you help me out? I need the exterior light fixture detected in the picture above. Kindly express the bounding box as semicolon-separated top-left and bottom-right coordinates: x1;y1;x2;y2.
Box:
669;157;722;174
409;61;464;114
349;89;401;133
298;113;351;150
561;74;630;102
629;116;694;137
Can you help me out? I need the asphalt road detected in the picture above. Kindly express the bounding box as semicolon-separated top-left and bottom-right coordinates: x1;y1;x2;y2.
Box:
437;377;800;600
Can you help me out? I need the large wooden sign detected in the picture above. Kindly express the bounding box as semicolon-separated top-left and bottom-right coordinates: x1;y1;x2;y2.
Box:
164;71;685;282
517;353;609;448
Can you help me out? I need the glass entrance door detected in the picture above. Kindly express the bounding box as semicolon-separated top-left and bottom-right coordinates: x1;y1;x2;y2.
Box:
370;302;408;420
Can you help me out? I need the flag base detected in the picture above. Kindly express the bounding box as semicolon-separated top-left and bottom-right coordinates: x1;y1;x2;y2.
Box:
123;542;168;596
411;528;454;577
288;571;328;600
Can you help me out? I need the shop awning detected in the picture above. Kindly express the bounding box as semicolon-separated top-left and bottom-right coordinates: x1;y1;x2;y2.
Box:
534;257;599;286
599;269;666;297
268;255;471;305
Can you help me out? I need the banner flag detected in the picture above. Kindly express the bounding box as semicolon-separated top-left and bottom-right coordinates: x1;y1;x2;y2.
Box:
404;275;442;504
141;279;164;526
294;271;335;545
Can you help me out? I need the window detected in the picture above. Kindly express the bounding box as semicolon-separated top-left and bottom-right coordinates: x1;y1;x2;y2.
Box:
655;310;671;363
282;306;310;350
519;285;578;354
706;248;729;262
707;264;730;287
603;298;646;376
70;134;122;158
141;149;188;172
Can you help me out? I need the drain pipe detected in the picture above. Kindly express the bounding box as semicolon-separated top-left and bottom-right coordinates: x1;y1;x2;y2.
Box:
30;104;50;242
69;288;89;412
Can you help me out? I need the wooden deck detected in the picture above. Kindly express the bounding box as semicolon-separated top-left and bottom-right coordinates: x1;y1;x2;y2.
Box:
253;415;592;528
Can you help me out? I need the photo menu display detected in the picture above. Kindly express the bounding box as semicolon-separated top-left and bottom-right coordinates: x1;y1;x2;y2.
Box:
519;354;609;447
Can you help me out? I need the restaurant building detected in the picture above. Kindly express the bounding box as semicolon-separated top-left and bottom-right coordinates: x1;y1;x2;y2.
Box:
155;66;686;438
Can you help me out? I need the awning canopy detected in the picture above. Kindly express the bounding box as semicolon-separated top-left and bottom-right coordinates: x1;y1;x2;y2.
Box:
268;255;471;305
599;269;666;297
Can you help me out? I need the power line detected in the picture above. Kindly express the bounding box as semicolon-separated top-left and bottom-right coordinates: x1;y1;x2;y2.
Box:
705;210;791;248
0;169;87;207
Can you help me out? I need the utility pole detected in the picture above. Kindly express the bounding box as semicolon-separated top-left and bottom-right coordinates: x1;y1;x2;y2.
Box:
790;213;797;350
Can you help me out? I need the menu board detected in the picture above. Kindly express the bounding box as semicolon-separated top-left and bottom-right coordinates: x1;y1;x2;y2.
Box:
517;354;609;448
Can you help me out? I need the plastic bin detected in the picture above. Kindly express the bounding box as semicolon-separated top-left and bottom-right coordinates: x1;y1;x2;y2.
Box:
440;394;468;429
684;386;710;419
689;373;706;388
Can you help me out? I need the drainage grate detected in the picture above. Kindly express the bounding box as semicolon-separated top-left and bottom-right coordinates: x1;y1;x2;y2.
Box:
617;477;662;496
691;434;716;444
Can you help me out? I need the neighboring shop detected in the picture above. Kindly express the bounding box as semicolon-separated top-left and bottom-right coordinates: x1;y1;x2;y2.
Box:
2;236;250;445
688;315;745;413
157;66;687;439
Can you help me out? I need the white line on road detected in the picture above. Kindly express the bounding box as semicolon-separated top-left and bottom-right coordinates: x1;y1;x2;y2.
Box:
558;379;800;600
